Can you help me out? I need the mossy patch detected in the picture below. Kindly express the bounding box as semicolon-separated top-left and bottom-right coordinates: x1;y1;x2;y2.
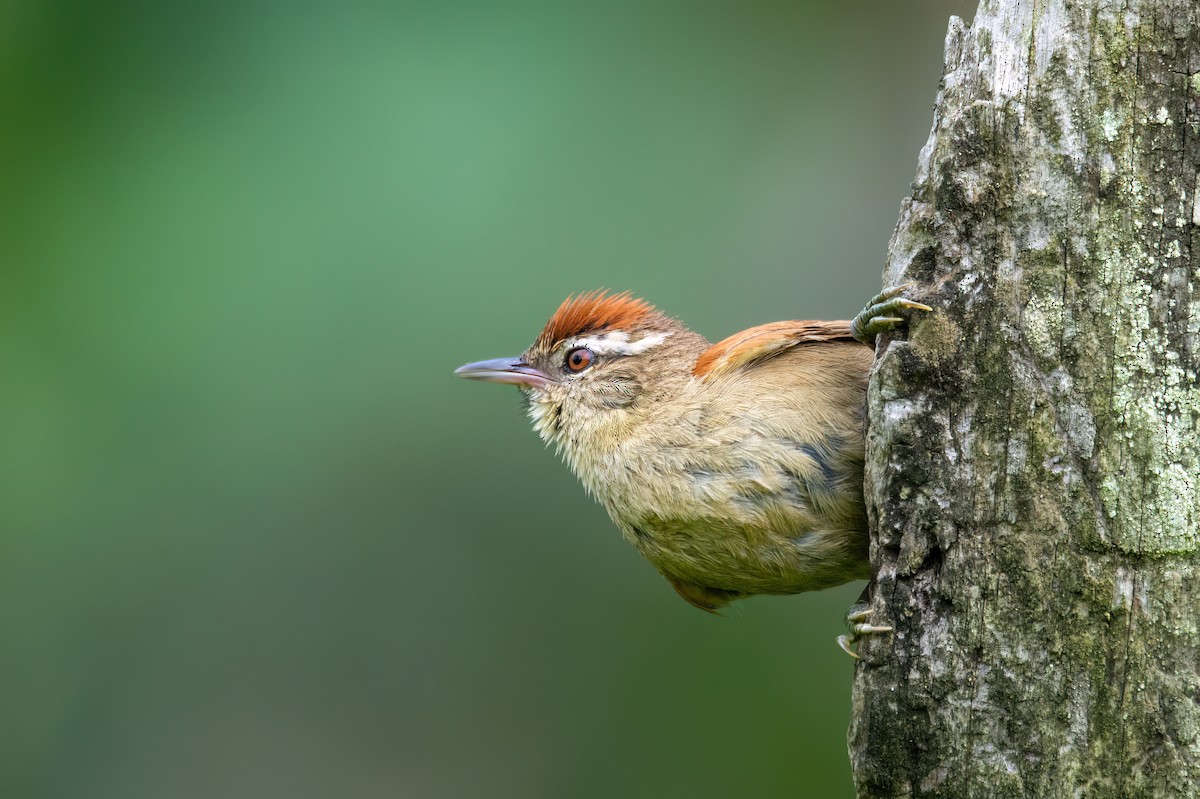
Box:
909;311;962;369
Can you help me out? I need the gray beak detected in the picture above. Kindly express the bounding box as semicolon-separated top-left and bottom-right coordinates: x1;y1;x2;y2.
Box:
454;357;552;389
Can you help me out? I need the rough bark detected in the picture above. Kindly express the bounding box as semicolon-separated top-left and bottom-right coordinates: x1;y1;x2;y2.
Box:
849;1;1200;797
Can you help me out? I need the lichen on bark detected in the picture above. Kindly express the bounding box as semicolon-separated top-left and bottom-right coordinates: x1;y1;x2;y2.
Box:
849;1;1200;797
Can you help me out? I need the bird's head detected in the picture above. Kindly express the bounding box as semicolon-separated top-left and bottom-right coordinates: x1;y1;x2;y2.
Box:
455;291;708;455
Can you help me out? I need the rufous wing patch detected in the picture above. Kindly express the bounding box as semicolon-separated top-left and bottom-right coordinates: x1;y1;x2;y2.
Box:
692;320;862;379
534;290;659;350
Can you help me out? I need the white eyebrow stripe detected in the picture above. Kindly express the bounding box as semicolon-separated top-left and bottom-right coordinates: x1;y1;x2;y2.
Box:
572;331;672;355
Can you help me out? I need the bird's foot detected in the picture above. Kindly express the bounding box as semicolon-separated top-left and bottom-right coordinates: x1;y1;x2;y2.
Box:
850;284;932;344
836;602;893;659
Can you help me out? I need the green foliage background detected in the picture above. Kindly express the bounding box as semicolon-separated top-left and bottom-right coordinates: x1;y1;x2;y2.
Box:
3;2;969;796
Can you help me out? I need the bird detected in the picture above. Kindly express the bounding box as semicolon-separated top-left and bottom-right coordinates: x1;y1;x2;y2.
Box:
455;287;928;654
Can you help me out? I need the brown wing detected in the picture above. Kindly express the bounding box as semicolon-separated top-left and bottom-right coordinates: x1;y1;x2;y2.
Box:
692;320;864;380
667;576;745;612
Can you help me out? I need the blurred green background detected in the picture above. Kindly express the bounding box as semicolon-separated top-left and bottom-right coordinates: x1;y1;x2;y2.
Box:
2;2;970;797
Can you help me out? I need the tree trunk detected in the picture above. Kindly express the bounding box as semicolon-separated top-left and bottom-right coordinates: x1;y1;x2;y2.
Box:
849;1;1200;797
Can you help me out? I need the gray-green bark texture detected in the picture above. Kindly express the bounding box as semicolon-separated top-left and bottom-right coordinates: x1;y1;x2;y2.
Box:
849;1;1200;797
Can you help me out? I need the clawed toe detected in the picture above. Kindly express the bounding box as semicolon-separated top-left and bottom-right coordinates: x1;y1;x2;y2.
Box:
850;283;933;343
838;604;893;659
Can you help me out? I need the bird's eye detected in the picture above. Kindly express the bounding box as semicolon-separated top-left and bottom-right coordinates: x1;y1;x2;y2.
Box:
565;347;594;372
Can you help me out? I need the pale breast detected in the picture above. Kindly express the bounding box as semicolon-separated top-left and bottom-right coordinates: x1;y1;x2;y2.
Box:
593;345;872;594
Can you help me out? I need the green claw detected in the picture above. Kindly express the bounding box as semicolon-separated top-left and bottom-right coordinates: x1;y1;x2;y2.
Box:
851;283;933;344
837;602;893;659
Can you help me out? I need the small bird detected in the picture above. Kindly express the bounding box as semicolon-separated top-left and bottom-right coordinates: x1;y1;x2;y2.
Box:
456;287;927;652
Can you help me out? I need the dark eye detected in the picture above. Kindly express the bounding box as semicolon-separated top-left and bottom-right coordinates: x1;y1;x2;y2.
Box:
565;347;594;372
